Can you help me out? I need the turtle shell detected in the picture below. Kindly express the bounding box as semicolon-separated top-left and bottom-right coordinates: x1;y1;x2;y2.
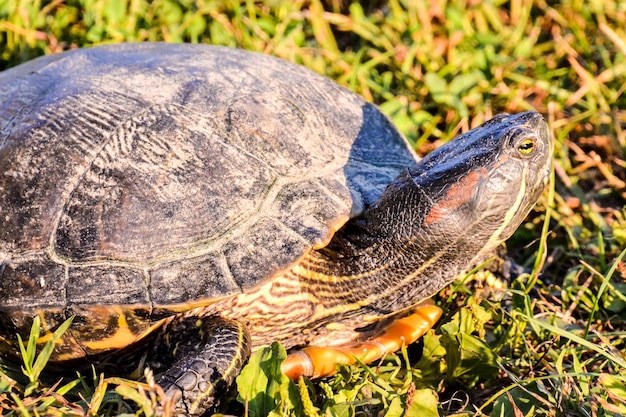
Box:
0;43;417;358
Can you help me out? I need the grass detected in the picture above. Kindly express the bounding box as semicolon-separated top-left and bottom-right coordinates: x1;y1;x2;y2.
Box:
1;0;625;415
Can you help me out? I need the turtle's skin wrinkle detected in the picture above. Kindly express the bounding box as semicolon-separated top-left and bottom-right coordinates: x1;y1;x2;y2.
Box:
0;43;552;415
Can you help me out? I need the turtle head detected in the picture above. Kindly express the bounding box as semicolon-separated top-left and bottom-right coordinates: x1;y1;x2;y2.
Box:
366;111;552;266
308;112;552;320
408;111;552;247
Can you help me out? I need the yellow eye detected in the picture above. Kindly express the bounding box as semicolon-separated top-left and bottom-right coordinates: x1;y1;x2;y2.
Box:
518;138;535;155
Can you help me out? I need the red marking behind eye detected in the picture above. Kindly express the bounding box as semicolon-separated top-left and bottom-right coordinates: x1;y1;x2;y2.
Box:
424;168;487;225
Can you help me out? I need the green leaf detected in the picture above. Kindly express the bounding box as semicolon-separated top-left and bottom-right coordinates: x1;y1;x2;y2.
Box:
236;342;301;417
0;370;13;394
103;0;125;23
490;382;550;417
599;373;626;413
186;13;207;42
448;70;484;96
406;388;439;417
440;307;498;385
383;395;404;417
424;72;447;95
604;281;626;313
441;332;498;384
412;332;445;388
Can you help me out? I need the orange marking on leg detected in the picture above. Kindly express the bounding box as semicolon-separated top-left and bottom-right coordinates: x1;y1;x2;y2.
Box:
282;302;443;379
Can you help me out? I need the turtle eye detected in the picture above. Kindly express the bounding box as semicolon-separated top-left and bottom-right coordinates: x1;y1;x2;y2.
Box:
517;138;535;156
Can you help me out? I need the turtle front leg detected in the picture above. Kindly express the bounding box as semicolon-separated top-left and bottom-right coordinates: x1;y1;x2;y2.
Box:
281;302;442;379
152;315;251;416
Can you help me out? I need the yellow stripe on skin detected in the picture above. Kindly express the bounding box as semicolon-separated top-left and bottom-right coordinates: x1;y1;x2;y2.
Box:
35;312;57;344
218;162;531;351
296;161;529;290
35;311;86;361
81;307;164;353
373;163;529;305
484;164;528;250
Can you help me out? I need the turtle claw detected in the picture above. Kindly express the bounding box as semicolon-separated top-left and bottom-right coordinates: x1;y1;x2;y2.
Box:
282;302;442;380
155;316;251;416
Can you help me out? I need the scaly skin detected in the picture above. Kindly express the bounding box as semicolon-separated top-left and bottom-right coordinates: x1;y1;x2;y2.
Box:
153;316;251;415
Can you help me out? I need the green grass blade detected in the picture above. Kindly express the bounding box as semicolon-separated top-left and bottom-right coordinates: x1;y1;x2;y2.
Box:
518;311;626;370
31;317;74;383
583;248;626;339
17;315;41;380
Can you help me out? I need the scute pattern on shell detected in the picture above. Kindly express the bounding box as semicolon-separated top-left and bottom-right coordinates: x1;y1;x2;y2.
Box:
0;43;417;319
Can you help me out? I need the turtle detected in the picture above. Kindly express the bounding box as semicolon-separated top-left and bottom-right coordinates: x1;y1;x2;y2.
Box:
0;43;552;415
